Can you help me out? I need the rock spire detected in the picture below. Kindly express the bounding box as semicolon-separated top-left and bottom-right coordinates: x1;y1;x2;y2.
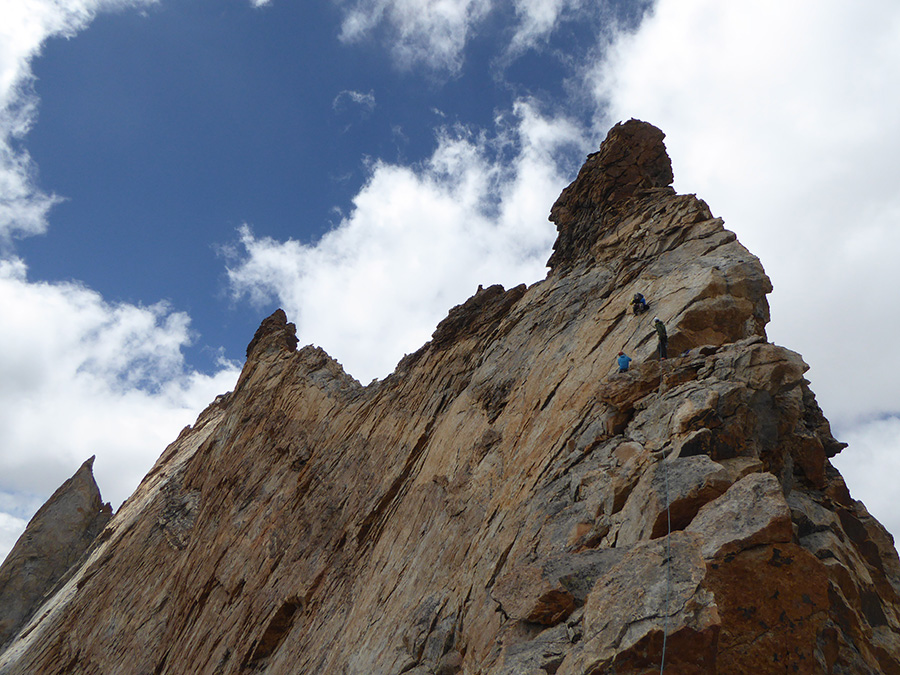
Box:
0;456;111;650
548;119;674;272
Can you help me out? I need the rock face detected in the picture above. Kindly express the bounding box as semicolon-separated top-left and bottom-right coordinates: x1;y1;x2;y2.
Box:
1;120;898;674
0;456;111;650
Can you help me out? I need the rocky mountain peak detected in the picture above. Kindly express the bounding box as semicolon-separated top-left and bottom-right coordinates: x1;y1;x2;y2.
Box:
548;119;674;272
245;308;299;359
0;122;897;674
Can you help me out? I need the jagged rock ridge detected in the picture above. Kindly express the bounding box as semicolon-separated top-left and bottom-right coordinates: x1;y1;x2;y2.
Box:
0;120;897;674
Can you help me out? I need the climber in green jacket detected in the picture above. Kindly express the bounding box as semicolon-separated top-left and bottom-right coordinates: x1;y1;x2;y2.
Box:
653;317;667;359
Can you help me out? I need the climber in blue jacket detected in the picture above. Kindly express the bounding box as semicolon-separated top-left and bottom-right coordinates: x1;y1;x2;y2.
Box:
617;351;632;372
631;292;649;315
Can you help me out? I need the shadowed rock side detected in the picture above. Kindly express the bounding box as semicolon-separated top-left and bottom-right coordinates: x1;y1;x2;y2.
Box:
1;120;898;674
0;457;111;650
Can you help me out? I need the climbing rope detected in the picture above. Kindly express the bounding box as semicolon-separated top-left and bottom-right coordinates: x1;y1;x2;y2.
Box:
660;451;672;674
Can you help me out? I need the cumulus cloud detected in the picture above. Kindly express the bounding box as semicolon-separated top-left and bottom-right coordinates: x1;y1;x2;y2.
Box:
227;101;585;382
588;0;900;539
0;259;240;559
506;0;584;53
334;0;614;72
336;0;493;72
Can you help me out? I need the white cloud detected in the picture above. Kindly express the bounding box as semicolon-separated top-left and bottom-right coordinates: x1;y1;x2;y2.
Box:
0;512;28;564
337;0;493;71
227;101;585;383
333;89;376;113
331;0;645;74
588;0;900;540
0;260;240;561
507;0;583;54
832;417;900;542
334;0;610;72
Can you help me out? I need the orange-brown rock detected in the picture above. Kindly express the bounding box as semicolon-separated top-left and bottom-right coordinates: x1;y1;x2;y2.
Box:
1;120;897;674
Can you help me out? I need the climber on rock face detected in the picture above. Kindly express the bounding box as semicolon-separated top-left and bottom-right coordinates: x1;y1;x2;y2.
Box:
631;293;649;315
617;351;632;372
653;318;667;359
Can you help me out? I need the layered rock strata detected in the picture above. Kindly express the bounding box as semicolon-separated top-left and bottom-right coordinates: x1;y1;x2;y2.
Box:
1;120;897;674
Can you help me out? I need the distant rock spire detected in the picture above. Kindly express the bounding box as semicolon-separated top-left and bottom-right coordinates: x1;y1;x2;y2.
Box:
0;456;111;649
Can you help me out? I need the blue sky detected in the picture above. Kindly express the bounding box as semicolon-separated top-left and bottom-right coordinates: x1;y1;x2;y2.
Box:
2;0;899;560
18;0;635;372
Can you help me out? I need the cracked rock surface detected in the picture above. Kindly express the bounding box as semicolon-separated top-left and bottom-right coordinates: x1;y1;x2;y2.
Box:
1;120;897;674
